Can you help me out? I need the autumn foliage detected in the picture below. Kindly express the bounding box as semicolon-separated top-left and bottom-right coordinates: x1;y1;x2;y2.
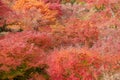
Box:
0;0;120;80
47;48;104;80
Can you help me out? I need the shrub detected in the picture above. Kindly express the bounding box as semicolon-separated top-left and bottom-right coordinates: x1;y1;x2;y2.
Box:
47;47;104;80
0;0;11;27
0;31;52;79
4;0;61;31
51;20;99;47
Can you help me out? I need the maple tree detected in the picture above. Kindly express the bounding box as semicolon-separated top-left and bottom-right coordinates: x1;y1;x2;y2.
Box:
0;0;120;80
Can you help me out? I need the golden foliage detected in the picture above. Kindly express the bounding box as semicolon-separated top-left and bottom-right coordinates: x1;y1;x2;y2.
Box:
12;0;58;22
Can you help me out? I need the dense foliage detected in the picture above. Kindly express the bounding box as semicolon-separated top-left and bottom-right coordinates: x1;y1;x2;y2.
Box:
0;0;120;80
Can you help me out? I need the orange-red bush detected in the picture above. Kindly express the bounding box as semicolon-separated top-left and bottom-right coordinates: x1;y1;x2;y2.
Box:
0;31;52;71
51;20;99;47
47;48;104;80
